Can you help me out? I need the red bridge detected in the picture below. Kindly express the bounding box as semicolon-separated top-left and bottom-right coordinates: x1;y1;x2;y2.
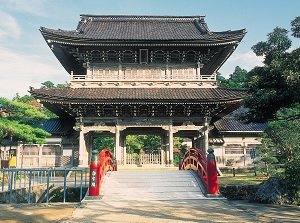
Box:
89;148;218;199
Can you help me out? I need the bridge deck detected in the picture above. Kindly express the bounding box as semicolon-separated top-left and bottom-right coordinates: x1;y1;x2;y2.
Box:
64;170;260;223
100;170;207;201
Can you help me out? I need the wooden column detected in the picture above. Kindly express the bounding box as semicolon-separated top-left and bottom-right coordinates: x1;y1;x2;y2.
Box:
169;124;174;166
162;131;168;165
203;117;210;153
115;125;121;164
38;145;43;167
121;133;126;165
78;123;88;167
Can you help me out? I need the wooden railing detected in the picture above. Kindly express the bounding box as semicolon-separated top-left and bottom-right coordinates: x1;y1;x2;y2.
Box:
89;148;116;196
179;147;218;195
126;153;162;165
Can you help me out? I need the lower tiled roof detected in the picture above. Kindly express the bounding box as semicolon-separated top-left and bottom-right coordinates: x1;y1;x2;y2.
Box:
214;107;268;133
30;87;247;103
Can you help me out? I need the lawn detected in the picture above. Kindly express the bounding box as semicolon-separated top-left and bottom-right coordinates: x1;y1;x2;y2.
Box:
218;175;268;186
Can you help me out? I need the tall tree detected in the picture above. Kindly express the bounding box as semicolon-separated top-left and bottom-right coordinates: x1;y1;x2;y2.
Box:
244;17;300;204
243;20;300;123
291;16;300;38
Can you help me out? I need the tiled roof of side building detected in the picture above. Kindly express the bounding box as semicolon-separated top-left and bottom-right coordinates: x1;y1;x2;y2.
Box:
29;87;247;102
42;118;73;135
214;107;268;133
40;15;246;42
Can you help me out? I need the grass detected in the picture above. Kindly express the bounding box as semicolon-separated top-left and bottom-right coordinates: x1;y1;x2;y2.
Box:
218;175;268;186
218;170;268;186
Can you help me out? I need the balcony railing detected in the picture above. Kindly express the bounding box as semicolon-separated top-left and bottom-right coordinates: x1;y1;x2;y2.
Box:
71;67;216;82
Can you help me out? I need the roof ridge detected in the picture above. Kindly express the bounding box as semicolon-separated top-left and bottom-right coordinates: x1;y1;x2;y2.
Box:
80;14;205;21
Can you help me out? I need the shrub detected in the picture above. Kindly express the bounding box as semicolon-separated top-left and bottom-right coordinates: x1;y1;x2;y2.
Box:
219;185;258;200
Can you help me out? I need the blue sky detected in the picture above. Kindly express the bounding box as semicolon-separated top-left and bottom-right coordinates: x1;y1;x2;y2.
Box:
0;0;299;99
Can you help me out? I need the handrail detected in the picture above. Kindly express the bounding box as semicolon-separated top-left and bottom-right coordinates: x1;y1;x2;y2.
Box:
179;147;218;195
0;167;88;203
89;148;116;196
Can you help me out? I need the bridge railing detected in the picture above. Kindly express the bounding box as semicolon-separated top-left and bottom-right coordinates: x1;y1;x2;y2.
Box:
0;167;88;203
179;148;218;195
89;148;116;196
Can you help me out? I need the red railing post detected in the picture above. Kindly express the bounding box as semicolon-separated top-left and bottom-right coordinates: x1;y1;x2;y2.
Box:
206;148;218;194
89;148;116;196
89;150;100;196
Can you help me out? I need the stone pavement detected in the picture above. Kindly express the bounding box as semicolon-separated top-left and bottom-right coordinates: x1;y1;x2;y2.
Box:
60;170;300;223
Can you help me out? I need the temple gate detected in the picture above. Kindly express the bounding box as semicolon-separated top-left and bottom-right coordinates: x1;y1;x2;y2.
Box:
30;15;246;167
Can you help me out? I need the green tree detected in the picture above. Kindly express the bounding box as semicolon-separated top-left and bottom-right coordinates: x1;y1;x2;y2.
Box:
284;156;300;200
93;137;115;154
41;81;55;89
243;18;300;203
40;81;69;89
253;105;300;203
266;105;300;161
0;98;51;146
243;23;300;123
291;16;300;38
251;27;292;65
126;135;144;154
217;66;248;89
137;135;161;153
254;134;278;177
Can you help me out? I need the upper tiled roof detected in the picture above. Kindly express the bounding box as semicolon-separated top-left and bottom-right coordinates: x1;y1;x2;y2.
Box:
29;87;247;103
214;107;268;133
40;15;246;43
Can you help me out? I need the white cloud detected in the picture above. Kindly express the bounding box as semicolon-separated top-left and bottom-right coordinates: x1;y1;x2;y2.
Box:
229;51;264;68
219;51;264;77
0;46;68;99
0;9;21;39
2;0;48;16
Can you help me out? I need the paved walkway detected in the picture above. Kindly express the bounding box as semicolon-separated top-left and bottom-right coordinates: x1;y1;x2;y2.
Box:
60;170;300;223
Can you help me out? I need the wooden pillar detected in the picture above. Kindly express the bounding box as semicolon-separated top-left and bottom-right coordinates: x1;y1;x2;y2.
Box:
203;117;210;153
121;133;126;165
87;134;93;166
16;143;21;168
115;124;121;164
169;124;174;166
162;131;168;165
38;145;43;167
192;137;196;148
78;123;89;167
196;62;201;79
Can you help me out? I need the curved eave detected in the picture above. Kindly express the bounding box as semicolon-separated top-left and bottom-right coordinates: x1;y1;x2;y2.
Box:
29;88;247;105
32;97;244;105
40;28;246;47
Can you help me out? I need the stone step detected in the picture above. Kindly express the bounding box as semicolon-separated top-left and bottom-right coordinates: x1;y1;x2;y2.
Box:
100;170;206;201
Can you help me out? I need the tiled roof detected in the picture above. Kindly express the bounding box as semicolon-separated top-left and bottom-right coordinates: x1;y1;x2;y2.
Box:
40;15;246;42
214;107;268;133
42;118;73;135
30;87;247;103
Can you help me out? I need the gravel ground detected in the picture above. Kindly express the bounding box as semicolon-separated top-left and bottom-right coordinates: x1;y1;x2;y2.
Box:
1;200;299;223
0;203;79;223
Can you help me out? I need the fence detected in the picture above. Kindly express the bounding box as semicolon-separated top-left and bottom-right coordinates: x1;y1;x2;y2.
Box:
126;153;162;165
0;167;89;204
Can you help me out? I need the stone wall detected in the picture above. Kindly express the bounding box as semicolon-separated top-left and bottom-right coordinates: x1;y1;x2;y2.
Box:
0;184;48;204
